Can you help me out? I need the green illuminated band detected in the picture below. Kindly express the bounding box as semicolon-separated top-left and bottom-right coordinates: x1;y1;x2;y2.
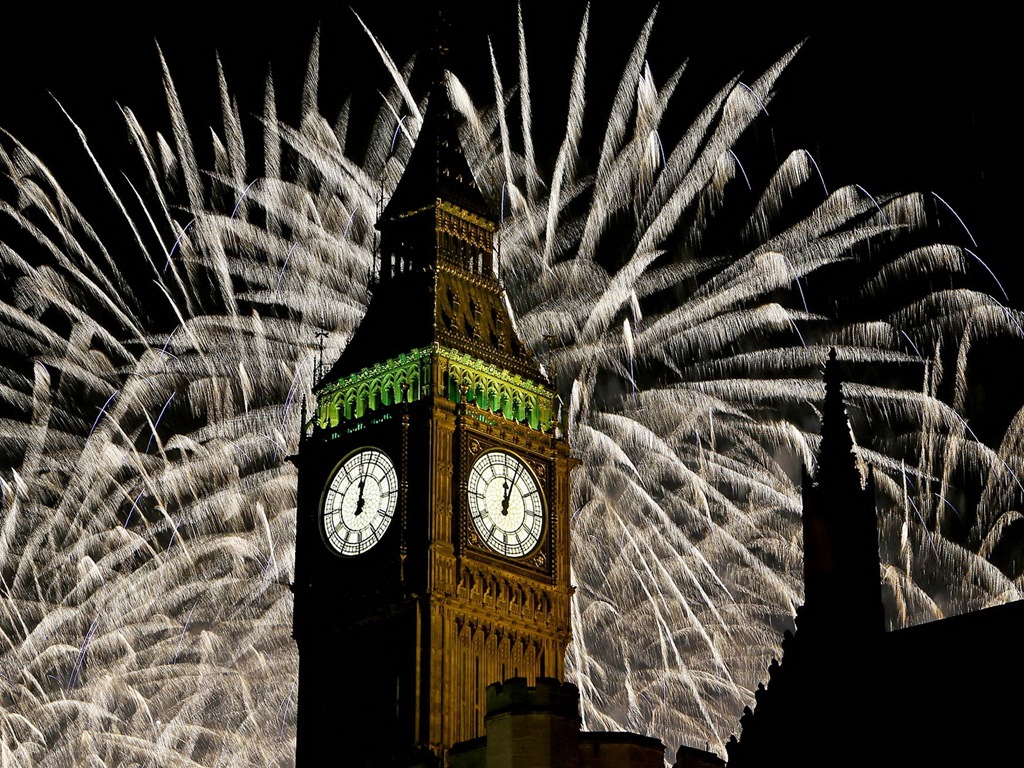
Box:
315;345;554;432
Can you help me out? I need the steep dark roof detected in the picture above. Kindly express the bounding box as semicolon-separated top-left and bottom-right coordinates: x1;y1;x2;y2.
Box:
378;39;495;224
317;51;542;388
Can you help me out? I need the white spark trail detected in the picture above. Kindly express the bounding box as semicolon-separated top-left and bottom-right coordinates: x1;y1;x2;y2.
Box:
0;8;1021;766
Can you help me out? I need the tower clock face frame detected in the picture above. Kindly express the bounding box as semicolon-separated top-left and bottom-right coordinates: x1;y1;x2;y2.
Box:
466;449;545;558
321;447;399;556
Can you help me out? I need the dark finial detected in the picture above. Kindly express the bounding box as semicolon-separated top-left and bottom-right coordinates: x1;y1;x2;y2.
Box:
428;2;452;90
314;329;328;385
822;348;850;437
819;347;862;489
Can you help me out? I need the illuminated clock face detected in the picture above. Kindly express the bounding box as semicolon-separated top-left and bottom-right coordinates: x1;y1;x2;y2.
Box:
322;448;398;556
467;450;544;558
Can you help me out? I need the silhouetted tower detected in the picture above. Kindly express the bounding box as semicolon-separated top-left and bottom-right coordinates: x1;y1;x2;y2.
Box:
726;349;883;767
801;348;884;637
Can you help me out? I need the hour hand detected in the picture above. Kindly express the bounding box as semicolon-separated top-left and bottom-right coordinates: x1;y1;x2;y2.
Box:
500;480;511;515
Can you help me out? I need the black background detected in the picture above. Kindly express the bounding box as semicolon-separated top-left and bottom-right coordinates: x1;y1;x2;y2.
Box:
0;3;1012;296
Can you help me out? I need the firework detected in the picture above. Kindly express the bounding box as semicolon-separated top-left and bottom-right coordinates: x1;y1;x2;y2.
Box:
1;6;1020;765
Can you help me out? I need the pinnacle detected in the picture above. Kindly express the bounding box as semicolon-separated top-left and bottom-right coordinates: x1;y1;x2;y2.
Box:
817;348;862;490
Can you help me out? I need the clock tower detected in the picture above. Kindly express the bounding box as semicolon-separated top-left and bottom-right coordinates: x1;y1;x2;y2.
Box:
290;54;574;767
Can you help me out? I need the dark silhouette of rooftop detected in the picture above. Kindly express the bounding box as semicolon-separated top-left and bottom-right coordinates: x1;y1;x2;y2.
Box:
724;349;1024;767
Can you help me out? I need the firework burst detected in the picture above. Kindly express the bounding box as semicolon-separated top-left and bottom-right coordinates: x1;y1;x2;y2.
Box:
1;6;1021;765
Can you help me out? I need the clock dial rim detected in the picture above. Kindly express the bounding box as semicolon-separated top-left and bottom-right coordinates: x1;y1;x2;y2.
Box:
321;447;398;557
467;449;545;558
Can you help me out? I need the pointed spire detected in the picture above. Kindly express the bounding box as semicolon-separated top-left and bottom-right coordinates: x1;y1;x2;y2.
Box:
317;6;544;391
378;4;494;224
817;348;862;491
802;348;883;635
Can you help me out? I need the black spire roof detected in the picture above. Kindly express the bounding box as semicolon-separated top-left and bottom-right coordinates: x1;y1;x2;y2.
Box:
316;23;542;387
378;13;495;224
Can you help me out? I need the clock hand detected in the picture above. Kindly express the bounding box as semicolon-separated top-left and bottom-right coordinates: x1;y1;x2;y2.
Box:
500;482;510;516
354;467;368;516
501;461;524;516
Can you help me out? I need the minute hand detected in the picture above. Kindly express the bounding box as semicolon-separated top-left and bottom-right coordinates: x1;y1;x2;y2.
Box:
354;467;368;516
501;460;524;515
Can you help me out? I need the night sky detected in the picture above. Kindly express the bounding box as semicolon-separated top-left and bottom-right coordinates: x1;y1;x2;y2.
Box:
0;3;1017;759
0;3;1016;436
1;4;1011;298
